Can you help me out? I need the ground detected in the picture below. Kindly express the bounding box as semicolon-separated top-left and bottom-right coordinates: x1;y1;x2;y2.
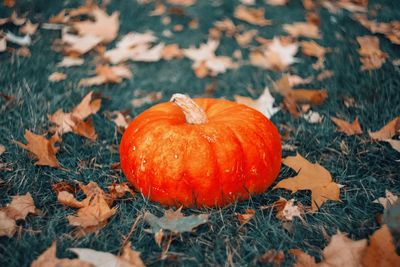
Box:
0;0;399;266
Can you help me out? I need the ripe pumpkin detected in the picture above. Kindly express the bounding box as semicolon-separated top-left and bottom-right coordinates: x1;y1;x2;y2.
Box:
120;94;281;207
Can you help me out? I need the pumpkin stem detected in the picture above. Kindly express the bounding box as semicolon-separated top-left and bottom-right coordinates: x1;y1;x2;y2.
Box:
170;94;208;124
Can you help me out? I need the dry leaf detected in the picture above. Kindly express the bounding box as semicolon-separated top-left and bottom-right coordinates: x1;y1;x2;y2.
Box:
373;190;399;210
273;197;304;221
234;5;271;26
236;208;256;225
62;32;102;55
70;242;145;267
234;87;280;119
301;41;327;70
57;57;84;67
107;111;131;130
79;65;132;87
0;193;36;237
250;37;298;71
167;0;195;6
361;225;400;267
214;18;239;37
274;153;341;211
357;36;387;71
290;231;367;267
48;72;67;82
303;110;324;124
316;70;334;81
235;29;258;47
48;91;101;140
161;44;183;60
58;181;117;235
369;116;400;152
259;250;285;266
331;117;363;136
20;20;39;35
73;7;119;43
355;15;400;45
266;0;288;6
31;242;93;267
287;75;313;86
284;22;321;39
14;130;61;168
107;182;135;199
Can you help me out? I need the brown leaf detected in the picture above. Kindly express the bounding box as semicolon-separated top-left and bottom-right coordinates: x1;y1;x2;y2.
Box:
167;0;195;6
62;32;102;55
316;70;334;81
373;190;399;210
14;130;61;168
48;72;67;82
266;0;288;6
3;193;36;220
273;197;305;221
161;44;183;60
52;181;78;194
20;20;38;35
369;116;400;152
73;7;119;43
361;225;400;267
0;210;16;237
234;5;271;26
357;36;388;71
290;232;367;267
355;15;400;45
57;56;84;67
235;29;258;47
331;117;363;136
236;208;256;225
274;153;341;211
284;22;321;39
57;191;84;209
259;250;285;266
301;41;327;70
79;65;132;87
107;182;135;199
31;242;93;267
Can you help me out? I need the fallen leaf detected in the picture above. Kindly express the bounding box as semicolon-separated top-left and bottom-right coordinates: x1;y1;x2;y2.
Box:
167;0;195;6
301;41;327;70
274;153;341;211
373;190;399;210
0;193;36;237
48;72;67;82
234;87;280;119
303;111;324;124
57;57;84;67
144;207;208;234
70;242;145;267
316;70;334;81
107;182;135;199
161;44;183;60
266;0;288;6
273;197;305;221
131;91;163;108
62;32;102;55
355;15;400;45
357;36;387;71
235;29;258;47
0;144;5;155
362;224;400;267
20;20;39;35
48;91;101;140
107;111;131;130
0;37;6;52
58;181;117;235
234;5;271;26
290;231;367;267
14;130;61;168
73;7;119;43
236;208;256;225
250;37;299;71
31;242;93;267
284;22;321;39
213;18;239;37
79;65;132;87
331;117;363;136
259;250;285;266
369;116;400;152
287;75;313;86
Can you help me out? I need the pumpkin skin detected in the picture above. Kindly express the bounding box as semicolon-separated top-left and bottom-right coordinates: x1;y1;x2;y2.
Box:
120;97;281;207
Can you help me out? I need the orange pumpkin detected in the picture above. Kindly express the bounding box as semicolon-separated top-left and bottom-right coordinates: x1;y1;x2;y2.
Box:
120;94;281;207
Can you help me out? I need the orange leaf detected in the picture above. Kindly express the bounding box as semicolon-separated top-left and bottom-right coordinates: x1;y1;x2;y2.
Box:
331;117;363;136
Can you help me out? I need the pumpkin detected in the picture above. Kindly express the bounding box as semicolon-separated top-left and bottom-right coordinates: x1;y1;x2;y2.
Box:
120;94;281;207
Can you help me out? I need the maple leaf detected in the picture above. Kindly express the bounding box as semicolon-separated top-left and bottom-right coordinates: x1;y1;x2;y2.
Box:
373;190;399;210
273;153;341;211
290;231;367;267
73;7;119;43
236;208;256;225
31;242;93;267
355;15;400;45
79;65;132;87
57;181;117;236
301;41;328;70
234;87;280;119
234;5;271;26
283;22;321;39
48;91;101;140
14;130;61;168
357;36;388;71
62;32;102;55
0;193;36;237
369;116;400;153
331;117;363;136
250;37;299;71
144;207;208;234
361;224;400;267
69;242;145;267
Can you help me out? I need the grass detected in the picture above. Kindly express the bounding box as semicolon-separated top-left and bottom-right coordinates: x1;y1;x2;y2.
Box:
1;0;400;266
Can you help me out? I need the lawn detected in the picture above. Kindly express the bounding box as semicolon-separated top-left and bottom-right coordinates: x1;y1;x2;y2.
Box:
0;0;399;266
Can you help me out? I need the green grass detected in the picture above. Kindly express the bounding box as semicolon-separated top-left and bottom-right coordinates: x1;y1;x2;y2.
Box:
1;0;400;266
